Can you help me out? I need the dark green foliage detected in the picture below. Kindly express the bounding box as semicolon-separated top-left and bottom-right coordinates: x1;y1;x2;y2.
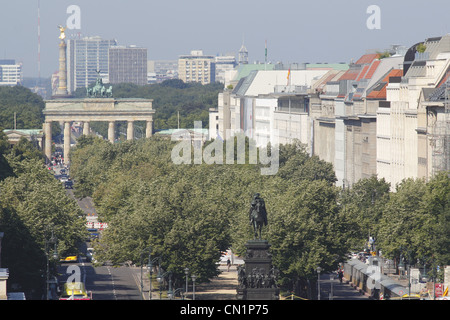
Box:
0;133;85;298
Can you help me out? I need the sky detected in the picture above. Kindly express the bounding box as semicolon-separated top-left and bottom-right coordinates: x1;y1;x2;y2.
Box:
1;0;449;78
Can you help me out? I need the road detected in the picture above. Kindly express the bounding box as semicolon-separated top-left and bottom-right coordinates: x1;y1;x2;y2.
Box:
58;258;143;300
52;164;145;300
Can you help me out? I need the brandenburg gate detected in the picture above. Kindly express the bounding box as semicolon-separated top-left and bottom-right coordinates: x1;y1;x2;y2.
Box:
43;26;154;164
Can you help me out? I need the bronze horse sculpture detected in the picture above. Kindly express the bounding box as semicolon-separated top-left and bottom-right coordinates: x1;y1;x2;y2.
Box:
249;193;268;240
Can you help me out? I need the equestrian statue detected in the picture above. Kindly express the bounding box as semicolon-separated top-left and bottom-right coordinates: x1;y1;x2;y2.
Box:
249;193;268;240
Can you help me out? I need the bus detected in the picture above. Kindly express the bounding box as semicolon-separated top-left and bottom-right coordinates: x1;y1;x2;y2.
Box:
59;282;92;300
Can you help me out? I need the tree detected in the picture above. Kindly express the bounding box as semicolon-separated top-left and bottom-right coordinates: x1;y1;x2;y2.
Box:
338;175;391;251
69;136;351;297
0;132;86;298
0;158;86;297
377;178;428;266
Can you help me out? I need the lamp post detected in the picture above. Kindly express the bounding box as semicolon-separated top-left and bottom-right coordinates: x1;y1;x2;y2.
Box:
191;274;197;300
184;267;189;298
140;248;152;300
45;228;58;300
148;256;161;300
171;288;184;300
330;274;334;300
156;270;172;300
316;267;322;300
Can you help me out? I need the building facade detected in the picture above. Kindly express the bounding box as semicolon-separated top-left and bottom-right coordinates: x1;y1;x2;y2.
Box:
109;46;148;85
378;35;450;189
67;37;117;93
178;50;215;85
147;60;178;83
0;60;22;86
215;55;237;84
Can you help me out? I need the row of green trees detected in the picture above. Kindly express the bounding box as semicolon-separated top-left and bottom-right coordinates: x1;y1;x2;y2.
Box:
69;135;449;298
0;86;61;138
0;132;86;298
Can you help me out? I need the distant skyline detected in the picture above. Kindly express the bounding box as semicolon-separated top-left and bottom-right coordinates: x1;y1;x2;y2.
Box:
1;0;449;78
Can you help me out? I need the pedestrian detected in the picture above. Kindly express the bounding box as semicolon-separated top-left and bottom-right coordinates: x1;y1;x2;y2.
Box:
227;258;231;272
338;269;343;283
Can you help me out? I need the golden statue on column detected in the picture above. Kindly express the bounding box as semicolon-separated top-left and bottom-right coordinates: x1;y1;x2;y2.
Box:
54;25;69;97
58;25;66;40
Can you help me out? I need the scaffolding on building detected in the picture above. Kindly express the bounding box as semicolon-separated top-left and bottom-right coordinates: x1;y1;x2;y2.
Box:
431;71;450;175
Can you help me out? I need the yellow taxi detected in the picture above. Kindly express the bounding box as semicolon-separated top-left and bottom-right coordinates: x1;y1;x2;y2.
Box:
59;254;78;263
59;282;91;300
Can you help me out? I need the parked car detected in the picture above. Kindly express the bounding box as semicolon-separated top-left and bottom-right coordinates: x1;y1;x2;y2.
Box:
86;248;96;263
86;228;99;242
64;180;73;189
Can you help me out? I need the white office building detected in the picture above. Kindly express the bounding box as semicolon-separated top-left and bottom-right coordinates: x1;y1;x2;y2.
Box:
0;60;22;86
67;36;117;93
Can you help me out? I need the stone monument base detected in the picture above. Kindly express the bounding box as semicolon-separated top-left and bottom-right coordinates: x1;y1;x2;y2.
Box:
236;239;279;300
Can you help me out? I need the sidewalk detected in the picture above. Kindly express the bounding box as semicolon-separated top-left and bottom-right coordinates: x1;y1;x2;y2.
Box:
137;265;369;300
193;268;369;300
194;265;238;300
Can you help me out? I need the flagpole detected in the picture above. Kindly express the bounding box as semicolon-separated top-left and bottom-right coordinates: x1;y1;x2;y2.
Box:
265;40;267;71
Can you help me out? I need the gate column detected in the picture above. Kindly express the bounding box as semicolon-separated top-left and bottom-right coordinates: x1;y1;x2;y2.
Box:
63;121;71;164
108;121;115;143
146;120;153;138
127;120;134;140
44;121;52;162
83;121;90;136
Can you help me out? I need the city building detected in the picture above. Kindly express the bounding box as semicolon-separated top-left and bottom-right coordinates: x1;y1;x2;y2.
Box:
211;67;332;149
109;46;148;85
67;36;117;93
378;35;450;189
215;55;237;84
0;60;22;86
147;60;178;83
2;129;44;150
178;50;215;85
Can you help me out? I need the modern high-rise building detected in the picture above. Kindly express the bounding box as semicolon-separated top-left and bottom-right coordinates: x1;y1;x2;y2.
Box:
109;46;148;85
215;55;237;84
178;50;215;85
0;59;22;86
67;36;117;93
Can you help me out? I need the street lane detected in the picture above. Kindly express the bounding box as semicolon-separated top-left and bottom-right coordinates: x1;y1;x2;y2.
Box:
50;165;143;300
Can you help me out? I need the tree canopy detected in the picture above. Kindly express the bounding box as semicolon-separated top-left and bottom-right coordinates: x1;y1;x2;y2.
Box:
0;135;86;298
70;134;450;296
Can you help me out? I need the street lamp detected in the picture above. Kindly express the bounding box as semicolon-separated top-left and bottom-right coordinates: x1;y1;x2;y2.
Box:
171;288;185;300
316;266;322;300
140;248;151;300
191;274;197;300
148;256;161;300
156;270;172;300
45;228;58;300
184;267;189;297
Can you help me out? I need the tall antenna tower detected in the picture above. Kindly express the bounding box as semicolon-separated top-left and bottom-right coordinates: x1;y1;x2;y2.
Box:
37;0;41;80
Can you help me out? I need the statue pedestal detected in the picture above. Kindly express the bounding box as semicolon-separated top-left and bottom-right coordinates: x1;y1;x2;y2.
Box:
236;240;279;300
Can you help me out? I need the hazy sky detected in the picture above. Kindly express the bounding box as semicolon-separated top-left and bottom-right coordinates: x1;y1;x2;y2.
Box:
1;0;449;78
